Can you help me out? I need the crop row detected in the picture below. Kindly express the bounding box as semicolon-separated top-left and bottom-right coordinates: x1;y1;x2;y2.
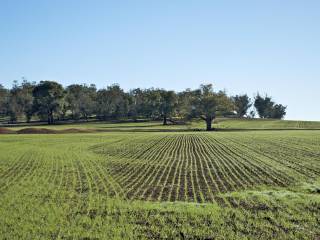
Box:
1;132;319;208
92;133;319;204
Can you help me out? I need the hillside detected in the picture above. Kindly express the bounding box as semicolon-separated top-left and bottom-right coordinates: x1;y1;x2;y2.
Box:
214;118;320;130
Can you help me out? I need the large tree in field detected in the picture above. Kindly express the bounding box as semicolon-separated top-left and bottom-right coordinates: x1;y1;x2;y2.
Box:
254;94;286;119
232;94;252;117
0;85;9;118
128;88;143;120
191;84;233;131
271;104;287;119
7;83;23;123
177;89;192;119
32;81;64;124
254;94;274;118
96;84;128;120
159;90;177;125
20;80;35;122
65;84;97;120
6;79;34;123
145;89;162;119
128;88;153;120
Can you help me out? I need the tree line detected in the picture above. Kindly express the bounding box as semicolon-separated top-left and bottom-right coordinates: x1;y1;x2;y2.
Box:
0;79;286;130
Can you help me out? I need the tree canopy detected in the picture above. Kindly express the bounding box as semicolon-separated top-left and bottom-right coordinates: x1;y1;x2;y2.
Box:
232;94;252;118
0;79;287;130
32;81;64;124
254;94;286;119
188;84;233;130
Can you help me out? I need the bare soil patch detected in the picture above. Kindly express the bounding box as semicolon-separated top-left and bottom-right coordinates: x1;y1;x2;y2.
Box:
0;128;15;134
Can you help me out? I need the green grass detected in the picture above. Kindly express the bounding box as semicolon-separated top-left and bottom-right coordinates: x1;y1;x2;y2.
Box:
2;118;320;132
0;129;319;239
215;118;320;129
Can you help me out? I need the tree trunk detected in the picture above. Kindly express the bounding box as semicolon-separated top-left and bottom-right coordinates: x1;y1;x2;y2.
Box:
48;111;54;124
206;117;212;131
163;115;167;125
26;113;32;123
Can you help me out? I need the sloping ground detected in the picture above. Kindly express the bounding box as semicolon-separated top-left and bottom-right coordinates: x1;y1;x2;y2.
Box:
0;131;319;239
215;118;320;129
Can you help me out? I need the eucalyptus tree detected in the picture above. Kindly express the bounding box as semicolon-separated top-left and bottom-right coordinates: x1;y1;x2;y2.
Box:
5;79;35;123
159;90;177;125
271;104;287;119
96;84;128;120
0;84;8;117
32;81;64;124
254;94;286;119
254;94;274;118
65;84;97;120
232;94;252;117
190;84;233;131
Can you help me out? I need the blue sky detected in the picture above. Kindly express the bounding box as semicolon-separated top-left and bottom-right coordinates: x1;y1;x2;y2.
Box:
1;0;319;120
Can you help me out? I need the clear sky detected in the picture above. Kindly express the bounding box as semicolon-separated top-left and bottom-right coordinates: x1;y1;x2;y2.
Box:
1;0;319;120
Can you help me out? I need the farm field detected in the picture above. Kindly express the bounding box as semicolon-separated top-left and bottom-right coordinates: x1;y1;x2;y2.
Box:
1;118;320;133
2;0;319;239
0;126;320;239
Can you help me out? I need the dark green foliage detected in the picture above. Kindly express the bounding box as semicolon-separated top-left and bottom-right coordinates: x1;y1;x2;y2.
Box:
159;90;177;125
6;82;21;123
189;84;234;130
0;84;9;117
254;94;286;119
271;104;287;119
96;84;129;120
6;79;35;123
18;79;35;122
176;89;195;119
128;88;177;124
254;94;274;118
65;84;97;120
127;88;145;120
232;94;252;117
1;80;287;127
32;81;64;124
145;89;162;119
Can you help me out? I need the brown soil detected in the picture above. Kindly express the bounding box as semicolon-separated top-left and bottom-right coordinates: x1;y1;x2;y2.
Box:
0;127;96;134
17;128;58;134
59;128;94;133
0;128;15;134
